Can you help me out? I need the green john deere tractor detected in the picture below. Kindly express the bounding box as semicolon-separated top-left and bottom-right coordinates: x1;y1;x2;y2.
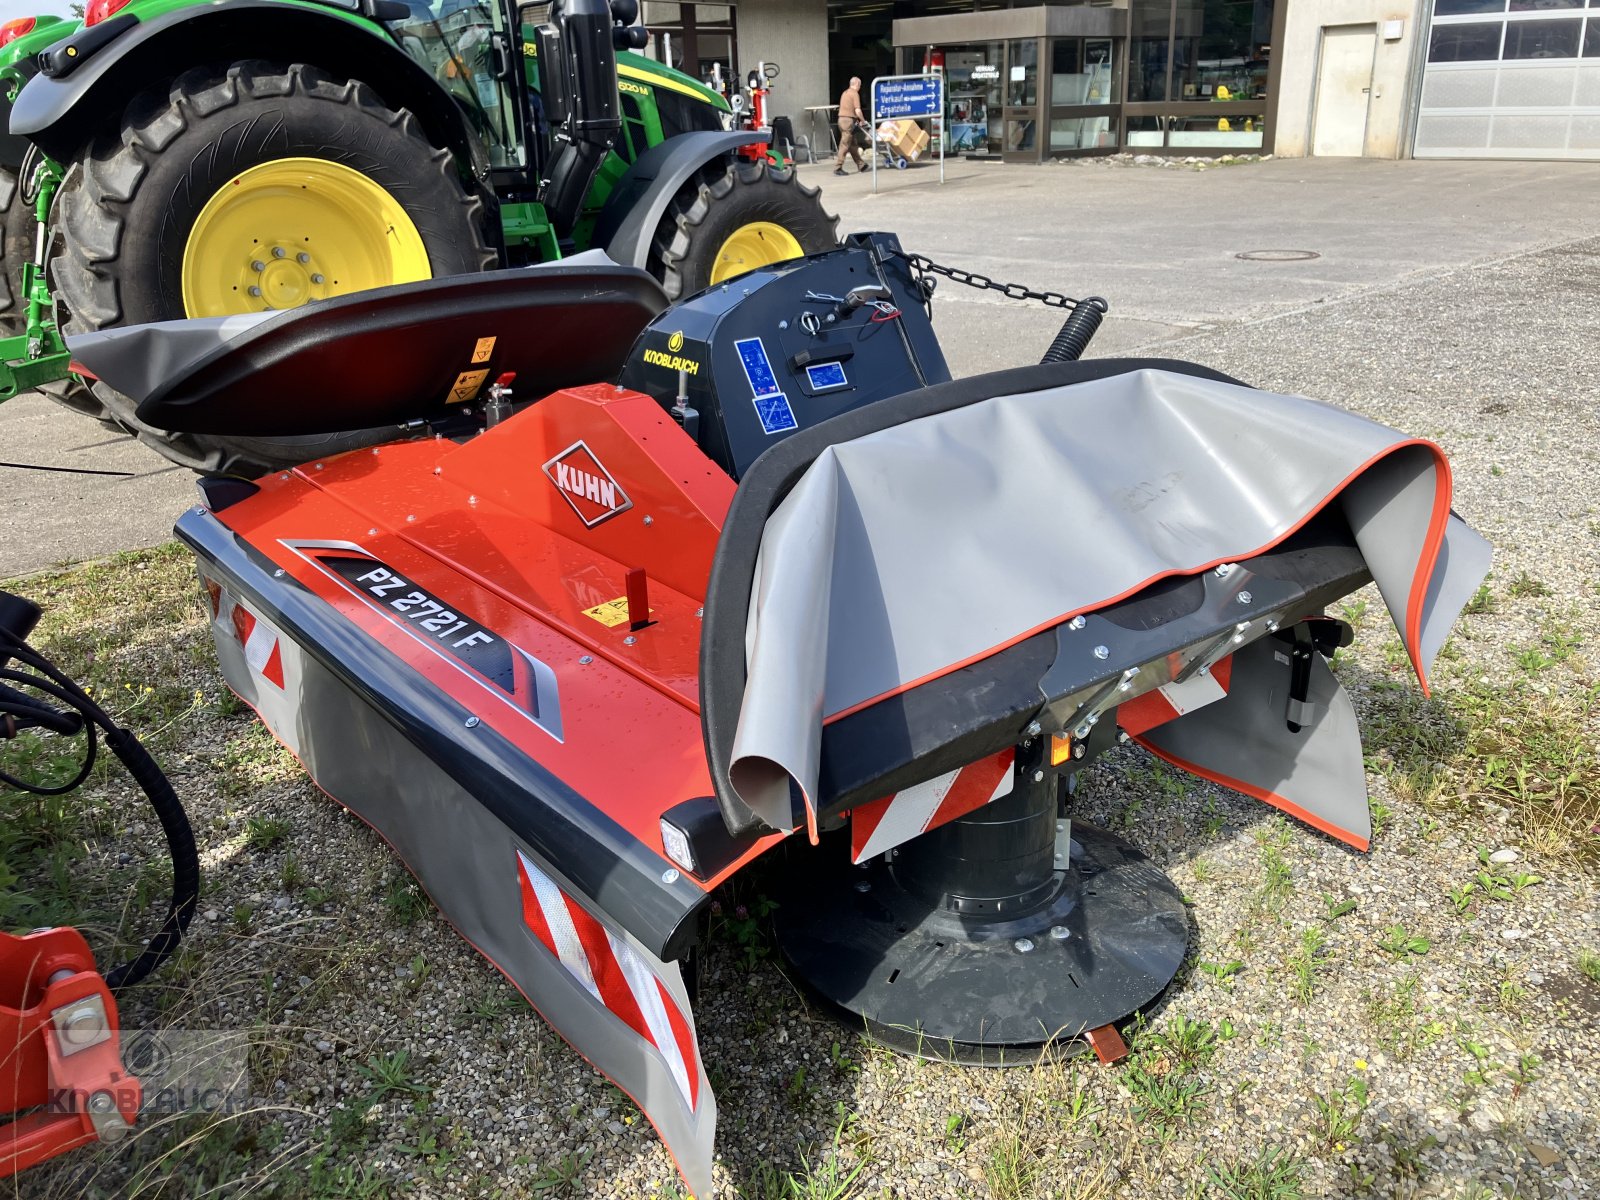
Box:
1;0;836;473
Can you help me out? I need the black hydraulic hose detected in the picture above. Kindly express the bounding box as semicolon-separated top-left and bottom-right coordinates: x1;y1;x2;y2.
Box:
0;600;199;991
100;727;199;992
1040;297;1109;364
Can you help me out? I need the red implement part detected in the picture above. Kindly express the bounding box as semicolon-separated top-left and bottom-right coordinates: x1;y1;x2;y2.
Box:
0;928;139;1177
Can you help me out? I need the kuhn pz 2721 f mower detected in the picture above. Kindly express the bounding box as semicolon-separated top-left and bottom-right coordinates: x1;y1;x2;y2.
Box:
71;234;1489;1195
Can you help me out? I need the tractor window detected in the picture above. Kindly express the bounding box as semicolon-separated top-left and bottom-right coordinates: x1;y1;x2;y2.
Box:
388;0;527;169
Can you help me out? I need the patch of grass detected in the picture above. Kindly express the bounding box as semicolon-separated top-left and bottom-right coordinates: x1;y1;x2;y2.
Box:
1378;923;1430;958
1458;676;1598;862
357;1050;429;1101
1463;582;1496;616
1579;950;1600;984
1363;974;1446;1061
1124;1058;1210;1130
530;1149;591;1196
244;815;293;851
384;873;433;927
1198;959;1244;990
1287;926;1328;1006
983;1129;1040;1200
1320;893;1357;922
1205;1147;1304;1200
1506;571;1550;600
1310;1073;1369;1149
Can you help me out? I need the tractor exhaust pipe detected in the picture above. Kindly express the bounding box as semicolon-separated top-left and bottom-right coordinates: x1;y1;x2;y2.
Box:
536;0;646;238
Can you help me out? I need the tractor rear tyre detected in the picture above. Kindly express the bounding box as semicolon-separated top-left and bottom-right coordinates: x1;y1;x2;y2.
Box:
654;159;838;302
0;166;32;337
53;61;494;475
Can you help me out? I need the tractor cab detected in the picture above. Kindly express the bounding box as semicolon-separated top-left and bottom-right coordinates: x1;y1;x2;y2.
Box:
387;0;527;170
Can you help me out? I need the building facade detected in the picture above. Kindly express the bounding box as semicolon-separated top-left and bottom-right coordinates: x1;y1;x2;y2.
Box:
635;1;1600;162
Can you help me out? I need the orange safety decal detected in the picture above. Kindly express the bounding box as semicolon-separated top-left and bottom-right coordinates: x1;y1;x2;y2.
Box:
227;600;285;690
850;749;1016;864
1117;654;1234;738
516;851;700;1109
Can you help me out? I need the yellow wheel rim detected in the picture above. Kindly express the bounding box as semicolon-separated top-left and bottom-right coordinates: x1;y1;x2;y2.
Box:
709;221;804;284
181;158;432;318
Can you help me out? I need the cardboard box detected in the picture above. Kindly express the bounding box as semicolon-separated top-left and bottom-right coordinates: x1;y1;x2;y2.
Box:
876;118;931;162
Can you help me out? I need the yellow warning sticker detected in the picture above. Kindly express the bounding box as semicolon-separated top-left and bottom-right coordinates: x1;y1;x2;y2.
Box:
447;369;490;404
582;596;651;628
471;336;497;364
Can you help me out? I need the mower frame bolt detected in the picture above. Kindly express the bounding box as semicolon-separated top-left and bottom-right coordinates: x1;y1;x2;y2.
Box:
1025;720;1042;738
578;655;593;665
1215;563;1234;577
273;569;284;578
60;1007;105;1047
662;869;680;884
1266;619;1280;633
1073;742;1087;759
1238;591;1253;605
1093;645;1110;660
1118;730;1131;744
623;636;637;646
1068;615;1086;630
88;1091;117;1114
694;607;704;619
1014;938;1035;953
1049;925;1070;940
854;880;872;893
642;515;653;526
465;716;480;728
1032;769;1045;782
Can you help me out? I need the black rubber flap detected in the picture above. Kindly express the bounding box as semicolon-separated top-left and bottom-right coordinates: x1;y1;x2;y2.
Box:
109;263;668;436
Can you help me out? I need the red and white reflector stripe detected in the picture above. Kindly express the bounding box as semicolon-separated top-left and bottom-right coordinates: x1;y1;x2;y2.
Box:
850;749;1015;864
1117;654;1233;737
226;598;286;690
516;850;700;1110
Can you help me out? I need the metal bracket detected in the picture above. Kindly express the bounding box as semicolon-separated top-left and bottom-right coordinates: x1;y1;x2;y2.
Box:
1034;561;1302;739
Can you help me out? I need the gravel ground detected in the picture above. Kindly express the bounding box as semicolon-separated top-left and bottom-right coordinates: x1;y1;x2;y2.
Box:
7;232;1598;1200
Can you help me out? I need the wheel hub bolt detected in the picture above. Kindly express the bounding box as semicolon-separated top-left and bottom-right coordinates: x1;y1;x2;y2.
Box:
248;286;262;297
298;252;311;264
251;260;265;272
311;274;325;285
273;246;287;259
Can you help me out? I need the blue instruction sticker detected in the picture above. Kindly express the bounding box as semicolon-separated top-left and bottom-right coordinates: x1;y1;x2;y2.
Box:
735;337;781;397
753;392;798;435
804;361;849;392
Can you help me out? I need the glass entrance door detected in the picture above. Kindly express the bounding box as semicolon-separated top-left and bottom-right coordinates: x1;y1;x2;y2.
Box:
1001;38;1042;161
943;42;1006;156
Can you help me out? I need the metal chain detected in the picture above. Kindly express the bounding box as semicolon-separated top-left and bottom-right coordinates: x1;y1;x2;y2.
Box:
896;251;1087;311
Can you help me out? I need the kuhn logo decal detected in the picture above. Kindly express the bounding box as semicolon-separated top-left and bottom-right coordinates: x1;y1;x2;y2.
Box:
543;441;633;528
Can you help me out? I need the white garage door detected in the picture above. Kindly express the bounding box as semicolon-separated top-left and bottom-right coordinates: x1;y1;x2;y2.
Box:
1415;0;1600;160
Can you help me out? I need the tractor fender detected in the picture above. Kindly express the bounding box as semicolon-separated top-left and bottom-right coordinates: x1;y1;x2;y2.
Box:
8;1;490;182
594;130;766;271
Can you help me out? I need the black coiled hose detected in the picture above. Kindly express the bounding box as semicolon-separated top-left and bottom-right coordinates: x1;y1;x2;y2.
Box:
1;589;199;992
1040;296;1110;364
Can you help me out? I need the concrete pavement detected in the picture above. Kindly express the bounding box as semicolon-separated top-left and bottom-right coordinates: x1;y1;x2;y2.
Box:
3;155;1598;578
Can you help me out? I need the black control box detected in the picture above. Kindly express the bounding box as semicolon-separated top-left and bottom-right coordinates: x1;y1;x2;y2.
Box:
617;233;950;480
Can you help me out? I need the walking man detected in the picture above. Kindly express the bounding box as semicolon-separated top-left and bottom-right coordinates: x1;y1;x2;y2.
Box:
834;76;868;175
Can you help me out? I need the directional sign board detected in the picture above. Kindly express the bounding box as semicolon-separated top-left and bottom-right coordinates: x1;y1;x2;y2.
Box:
871;74;943;120
868;73;947;190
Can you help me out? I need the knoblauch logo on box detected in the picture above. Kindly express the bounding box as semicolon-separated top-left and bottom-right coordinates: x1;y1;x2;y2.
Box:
542;440;634;528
